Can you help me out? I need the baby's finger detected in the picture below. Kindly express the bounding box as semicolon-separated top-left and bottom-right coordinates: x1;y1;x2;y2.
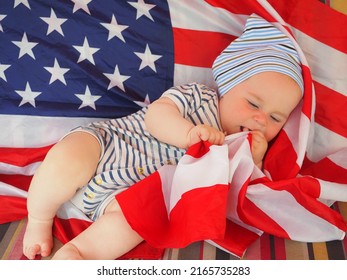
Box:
207;131;225;145
251;130;265;142
215;132;225;145
205;133;216;144
198;127;211;142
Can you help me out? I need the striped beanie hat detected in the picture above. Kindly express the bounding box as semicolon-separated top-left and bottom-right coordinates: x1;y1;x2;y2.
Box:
212;14;304;97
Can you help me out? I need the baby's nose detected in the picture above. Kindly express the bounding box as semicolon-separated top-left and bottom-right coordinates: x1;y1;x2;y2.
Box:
253;111;267;127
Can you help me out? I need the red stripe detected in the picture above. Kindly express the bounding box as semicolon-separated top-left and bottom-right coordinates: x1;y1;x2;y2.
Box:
268;0;347;54
184;140;211;158
239;195;290;239
243;237;261;259
168;184;229;246
237;178;291;239
212;219;260;257
0;145;53;167
0;196;27;223
173;27;235;67
314;81;347;138
117;167;230;248
205;0;276;22
116;172;166;245
263;177;321;200
0;174;32;191
265;132;300;180
302;156;347;184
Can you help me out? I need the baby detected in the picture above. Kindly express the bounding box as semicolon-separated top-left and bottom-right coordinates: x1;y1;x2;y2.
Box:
23;14;304;260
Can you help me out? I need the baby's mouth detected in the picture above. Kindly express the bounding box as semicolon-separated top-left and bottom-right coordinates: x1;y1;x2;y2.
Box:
240;126;252;132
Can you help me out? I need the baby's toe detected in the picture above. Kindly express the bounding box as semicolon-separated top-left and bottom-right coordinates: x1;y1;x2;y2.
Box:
26;244;41;260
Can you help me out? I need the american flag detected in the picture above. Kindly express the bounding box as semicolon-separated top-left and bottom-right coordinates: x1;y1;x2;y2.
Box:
1;0;347;259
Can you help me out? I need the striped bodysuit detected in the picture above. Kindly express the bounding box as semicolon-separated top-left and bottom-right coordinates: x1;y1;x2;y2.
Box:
68;83;222;221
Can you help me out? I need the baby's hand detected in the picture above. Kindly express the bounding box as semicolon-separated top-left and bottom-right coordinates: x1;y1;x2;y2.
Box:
251;130;268;168
187;124;225;147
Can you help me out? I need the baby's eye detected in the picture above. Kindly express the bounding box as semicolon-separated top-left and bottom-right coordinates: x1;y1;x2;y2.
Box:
247;100;259;109
270;115;281;123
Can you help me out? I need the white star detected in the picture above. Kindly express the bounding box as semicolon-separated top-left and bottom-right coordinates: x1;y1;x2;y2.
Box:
128;0;155;21
12;32;38;59
103;65;130;92
100;14;128;42
0;14;6;32
134;44;162;72
44;58;70;85
71;0;92;15
73;37;100;65
14;0;31;9
75;85;102;110
40;9;67;36
134;94;151;107
0;63;11;82
15;82;42;107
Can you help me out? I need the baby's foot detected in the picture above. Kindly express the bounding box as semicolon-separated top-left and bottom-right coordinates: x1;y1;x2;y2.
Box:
23;215;54;260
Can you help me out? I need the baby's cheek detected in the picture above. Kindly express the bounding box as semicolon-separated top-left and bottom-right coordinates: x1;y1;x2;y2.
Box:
265;126;282;142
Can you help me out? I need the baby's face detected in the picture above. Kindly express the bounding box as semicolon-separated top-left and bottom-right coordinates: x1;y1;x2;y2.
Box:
219;71;302;142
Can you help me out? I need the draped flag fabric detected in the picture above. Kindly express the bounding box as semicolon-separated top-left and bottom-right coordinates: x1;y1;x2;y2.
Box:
117;134;347;256
1;0;347;259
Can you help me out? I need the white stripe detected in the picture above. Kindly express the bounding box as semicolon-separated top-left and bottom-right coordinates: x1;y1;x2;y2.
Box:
319;179;347;202
224;133;264;235
283;106;311;166
0;182;27;198
167;0;247;35
223;134;254;217
293;28;347;96
0;161;40;175
173;64;216;89
248;183;346;241
157;165;176;214
1;114;104;148
167;144;230;212
306;123;347;162
328;151;347;169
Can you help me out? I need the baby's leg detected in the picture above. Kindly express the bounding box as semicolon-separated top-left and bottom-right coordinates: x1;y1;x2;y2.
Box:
23;132;101;259
52;199;143;260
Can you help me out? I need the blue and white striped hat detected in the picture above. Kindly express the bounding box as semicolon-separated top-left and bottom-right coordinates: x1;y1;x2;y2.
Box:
212;14;304;97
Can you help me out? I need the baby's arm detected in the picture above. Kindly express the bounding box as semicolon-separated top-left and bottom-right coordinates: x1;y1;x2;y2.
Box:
145;97;225;149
